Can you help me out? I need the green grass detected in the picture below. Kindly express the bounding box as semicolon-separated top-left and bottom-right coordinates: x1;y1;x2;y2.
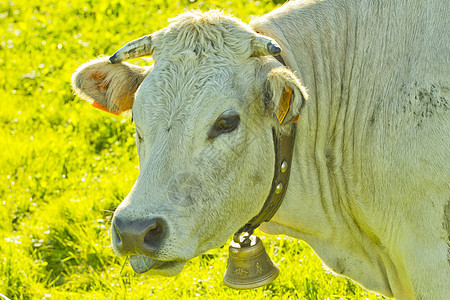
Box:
0;0;387;299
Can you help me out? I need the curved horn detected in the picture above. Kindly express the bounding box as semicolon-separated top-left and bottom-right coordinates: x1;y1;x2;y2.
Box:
109;34;153;64
251;35;282;57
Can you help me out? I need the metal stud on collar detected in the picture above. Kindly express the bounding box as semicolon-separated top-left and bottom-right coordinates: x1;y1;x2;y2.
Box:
275;183;283;195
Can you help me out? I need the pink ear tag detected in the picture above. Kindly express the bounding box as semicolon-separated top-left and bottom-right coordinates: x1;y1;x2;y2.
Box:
92;101;120;116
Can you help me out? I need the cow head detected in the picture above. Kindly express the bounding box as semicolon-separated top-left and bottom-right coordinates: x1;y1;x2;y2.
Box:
72;11;307;276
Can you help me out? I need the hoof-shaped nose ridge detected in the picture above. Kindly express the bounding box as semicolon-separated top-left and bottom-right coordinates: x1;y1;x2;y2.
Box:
112;216;166;255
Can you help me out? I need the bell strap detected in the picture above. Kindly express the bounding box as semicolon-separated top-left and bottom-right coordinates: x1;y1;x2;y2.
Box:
234;123;296;243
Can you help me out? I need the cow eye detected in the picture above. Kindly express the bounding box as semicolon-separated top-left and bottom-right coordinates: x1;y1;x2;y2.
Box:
208;112;240;140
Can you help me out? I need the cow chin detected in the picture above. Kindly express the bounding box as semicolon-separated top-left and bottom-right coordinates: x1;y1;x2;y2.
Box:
129;255;186;276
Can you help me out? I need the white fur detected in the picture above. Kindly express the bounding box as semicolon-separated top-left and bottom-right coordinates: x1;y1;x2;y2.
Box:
72;2;449;299
252;1;449;298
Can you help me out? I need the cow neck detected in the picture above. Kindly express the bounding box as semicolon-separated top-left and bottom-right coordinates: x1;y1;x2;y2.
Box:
233;54;296;242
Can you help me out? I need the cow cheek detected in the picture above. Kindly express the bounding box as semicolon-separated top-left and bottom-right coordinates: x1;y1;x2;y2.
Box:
165;173;200;209
202;173;270;237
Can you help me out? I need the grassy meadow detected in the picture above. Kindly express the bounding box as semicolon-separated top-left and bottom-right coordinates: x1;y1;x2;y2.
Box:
0;0;387;299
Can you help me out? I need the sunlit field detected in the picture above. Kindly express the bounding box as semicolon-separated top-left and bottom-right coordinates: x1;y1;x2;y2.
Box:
0;0;388;299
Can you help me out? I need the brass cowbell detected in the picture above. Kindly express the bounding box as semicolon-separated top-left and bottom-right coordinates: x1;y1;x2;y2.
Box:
223;235;279;289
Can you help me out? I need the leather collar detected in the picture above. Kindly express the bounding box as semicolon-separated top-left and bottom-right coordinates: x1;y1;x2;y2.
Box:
233;54;297;242
234;123;296;242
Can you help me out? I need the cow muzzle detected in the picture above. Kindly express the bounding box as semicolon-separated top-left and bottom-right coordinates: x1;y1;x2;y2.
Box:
112;215;166;256
111;215;183;274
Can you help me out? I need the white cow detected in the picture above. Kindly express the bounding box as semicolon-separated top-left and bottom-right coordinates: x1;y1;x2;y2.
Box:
72;0;450;299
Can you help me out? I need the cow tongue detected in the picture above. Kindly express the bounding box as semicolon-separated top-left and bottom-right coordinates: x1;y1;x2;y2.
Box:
129;255;158;273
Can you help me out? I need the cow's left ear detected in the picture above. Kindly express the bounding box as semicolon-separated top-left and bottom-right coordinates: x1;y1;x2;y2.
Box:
265;67;308;124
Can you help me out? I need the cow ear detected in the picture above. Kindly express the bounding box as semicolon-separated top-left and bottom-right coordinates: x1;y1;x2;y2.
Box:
265;67;308;124
71;57;152;115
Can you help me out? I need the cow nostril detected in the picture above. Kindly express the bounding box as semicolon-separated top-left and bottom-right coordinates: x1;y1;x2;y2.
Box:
112;219;123;248
112;215;166;255
144;219;164;250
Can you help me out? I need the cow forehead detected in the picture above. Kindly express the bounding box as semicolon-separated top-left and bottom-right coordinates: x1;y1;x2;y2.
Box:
133;57;254;134
131;10;263;131
150;10;256;61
